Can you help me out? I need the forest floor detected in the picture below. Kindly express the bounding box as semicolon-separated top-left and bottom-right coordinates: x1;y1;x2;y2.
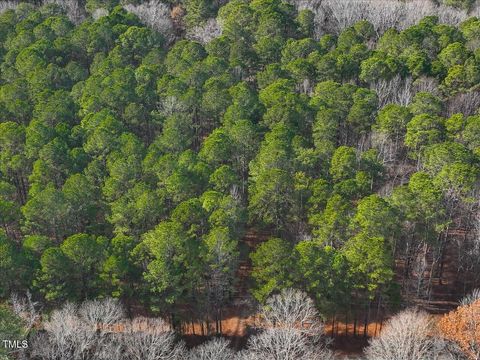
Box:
181;228;470;354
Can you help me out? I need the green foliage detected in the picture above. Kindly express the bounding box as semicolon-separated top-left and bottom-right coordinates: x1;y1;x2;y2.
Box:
422;142;472;175
409;92;444;116
343;232;393;296
391;172;448;242
36;233;107;302
138;221;202;308
311;194;352;247
293;242;350;314
463;115;480;156
0;232;29;297
0;0;479;326
86;0;120;13
22;184;71;240
438;42;469;68
405;114;445;157
443;59;480;93
250;237;293;302
375;104;412;139
360;54;399;83
330;146;357;181
296;9;314;38
351;194;398;241
248;124;296;230
101;234;140;298
201;226;239;304
199;128;232;166
209;165;239;193
460;17;480;50
0;305;25;358
347;88;378;135
184;0;215;28
442;0;475;10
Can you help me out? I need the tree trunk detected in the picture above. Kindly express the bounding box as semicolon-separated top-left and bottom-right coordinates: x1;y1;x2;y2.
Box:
219;308;223;334
427;232;444;301
345;313;348;336
364;301;371;338
353;310;357;337
331;314;336;337
374;295;382;336
438;225;450;285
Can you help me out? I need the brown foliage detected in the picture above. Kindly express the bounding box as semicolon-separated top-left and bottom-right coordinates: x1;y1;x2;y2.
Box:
438;300;480;360
171;6;185;26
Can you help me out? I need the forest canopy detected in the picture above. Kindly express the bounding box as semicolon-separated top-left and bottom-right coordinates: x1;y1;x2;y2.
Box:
0;1;479;356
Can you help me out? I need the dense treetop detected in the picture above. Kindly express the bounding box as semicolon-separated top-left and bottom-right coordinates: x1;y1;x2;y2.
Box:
0;0;479;332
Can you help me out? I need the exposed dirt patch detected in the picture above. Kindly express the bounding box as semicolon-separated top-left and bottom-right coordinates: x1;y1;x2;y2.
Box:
180;227;476;355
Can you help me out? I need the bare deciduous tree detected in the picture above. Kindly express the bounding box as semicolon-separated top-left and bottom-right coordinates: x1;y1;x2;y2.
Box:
31;303;97;360
29;298;123;359
10;292;40;334
446;91;480;117
32;298;124;359
122;331;184;360
43;0;86;24
242;327;334;360
431;337;468;360
323;0;405;34
1;0;86;23
123;316;172;334
124;0;175;43
365;308;436;360
92;7;109;20
457;210;480;290
242;289;333;360
372;132;397;166
30;332;64;360
121;317;187;360
158;96;188;116
188;337;235;360
0;1;18;14
260;288;322;333
461;289;480;306
78;297;125;329
186;18;222;44
298;0;477;38
414;77;440;95
92;334;124;360
434;4;472;27
372;75;415;108
287;0;325;39
372;75;440;110
30;301;188;360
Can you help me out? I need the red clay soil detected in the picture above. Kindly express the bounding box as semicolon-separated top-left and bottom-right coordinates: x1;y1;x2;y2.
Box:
181;314;255;337
180;227;476;354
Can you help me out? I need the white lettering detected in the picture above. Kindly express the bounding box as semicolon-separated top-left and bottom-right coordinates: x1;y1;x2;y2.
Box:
2;339;28;349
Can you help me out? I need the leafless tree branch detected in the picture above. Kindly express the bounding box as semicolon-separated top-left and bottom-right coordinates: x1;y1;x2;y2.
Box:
188;337;235;360
124;0;175;43
365;308;436;360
